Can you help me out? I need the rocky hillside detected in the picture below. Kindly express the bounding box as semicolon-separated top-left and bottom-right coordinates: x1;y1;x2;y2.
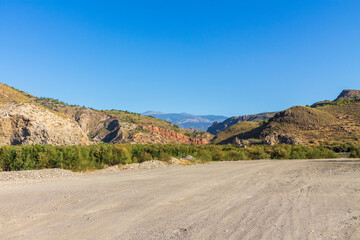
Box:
217;93;360;145
0;84;90;146
4;83;359;147
0;83;213;145
334;89;360;101
311;89;360;107
212;121;260;144
23;87;213;145
142;111;227;130
207;112;277;135
94;109;213;144
310;100;332;108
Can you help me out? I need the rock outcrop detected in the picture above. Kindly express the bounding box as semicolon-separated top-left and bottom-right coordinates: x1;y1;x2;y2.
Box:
217;100;360;145
311;100;332;108
134;125;211;144
264;133;301;145
310;89;360;108
334;89;360;101
57;107;108;135
55;106;212;144
0;102;90;146
92;118;136;143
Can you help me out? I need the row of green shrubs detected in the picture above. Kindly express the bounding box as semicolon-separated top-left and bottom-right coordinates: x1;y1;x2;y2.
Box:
0;143;350;171
328;98;360;106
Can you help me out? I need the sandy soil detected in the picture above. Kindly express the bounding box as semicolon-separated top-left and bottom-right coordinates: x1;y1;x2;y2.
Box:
0;159;359;240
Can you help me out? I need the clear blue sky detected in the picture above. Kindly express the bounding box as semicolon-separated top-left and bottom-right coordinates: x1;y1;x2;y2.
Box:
1;0;359;116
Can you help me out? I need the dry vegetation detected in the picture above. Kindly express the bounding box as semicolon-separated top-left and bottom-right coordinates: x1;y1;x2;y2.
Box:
218;102;360;145
1;143;352;172
0;83;33;104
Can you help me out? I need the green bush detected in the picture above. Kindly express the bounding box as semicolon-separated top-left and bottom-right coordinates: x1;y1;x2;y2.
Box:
271;146;289;159
248;146;271;160
350;148;360;158
227;150;248;161
0;143;345;172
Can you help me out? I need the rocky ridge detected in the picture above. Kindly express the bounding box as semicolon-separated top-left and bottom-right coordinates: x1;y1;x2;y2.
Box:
334;89;360;101
207;112;277;135
136;125;212;144
218;101;360;145
311;89;360;108
0;83;91;146
1;83;212;145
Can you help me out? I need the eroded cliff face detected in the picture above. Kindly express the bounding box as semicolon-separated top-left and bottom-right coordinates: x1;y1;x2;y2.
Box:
137;125;190;144
54;106;212;144
134;125;211;144
0;102;90;146
56;107;109;135
91;118;137;143
334;89;360;101
0;83;213;145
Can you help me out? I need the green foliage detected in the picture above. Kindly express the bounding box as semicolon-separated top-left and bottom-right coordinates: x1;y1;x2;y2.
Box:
0;143;345;172
329;141;357;153
260;119;269;125
33;97;76;110
248;146;271;160
350;148;360;158
329;98;360;106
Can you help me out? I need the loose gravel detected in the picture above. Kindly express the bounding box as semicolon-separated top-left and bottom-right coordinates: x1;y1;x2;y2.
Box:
1;159;359;240
0;168;76;182
0;158;193;182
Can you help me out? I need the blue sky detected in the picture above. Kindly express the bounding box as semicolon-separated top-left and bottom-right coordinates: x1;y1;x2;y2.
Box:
1;0;359;116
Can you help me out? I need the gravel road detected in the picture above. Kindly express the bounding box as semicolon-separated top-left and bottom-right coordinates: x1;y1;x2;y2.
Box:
0;159;359;240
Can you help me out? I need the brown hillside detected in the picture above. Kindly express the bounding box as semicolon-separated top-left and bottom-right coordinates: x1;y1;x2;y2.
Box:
30;96;213;144
0;83;90;146
334;89;360;101
219;102;360;145
214;121;260;144
207;112;276;135
0;83;33;104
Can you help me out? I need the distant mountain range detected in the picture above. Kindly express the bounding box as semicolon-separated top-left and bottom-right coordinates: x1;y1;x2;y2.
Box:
142;111;228;130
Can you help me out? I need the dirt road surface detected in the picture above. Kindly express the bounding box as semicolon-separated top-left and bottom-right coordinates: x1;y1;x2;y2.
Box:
1;159;359;240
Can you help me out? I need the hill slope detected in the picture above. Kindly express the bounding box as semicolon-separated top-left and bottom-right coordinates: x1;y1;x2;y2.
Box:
0;83;90;146
334;89;360;101
219;100;360;145
212;121;260;144
27;94;213;145
0;83;213;145
311;89;360;107
216;90;360;145
207;112;277;135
